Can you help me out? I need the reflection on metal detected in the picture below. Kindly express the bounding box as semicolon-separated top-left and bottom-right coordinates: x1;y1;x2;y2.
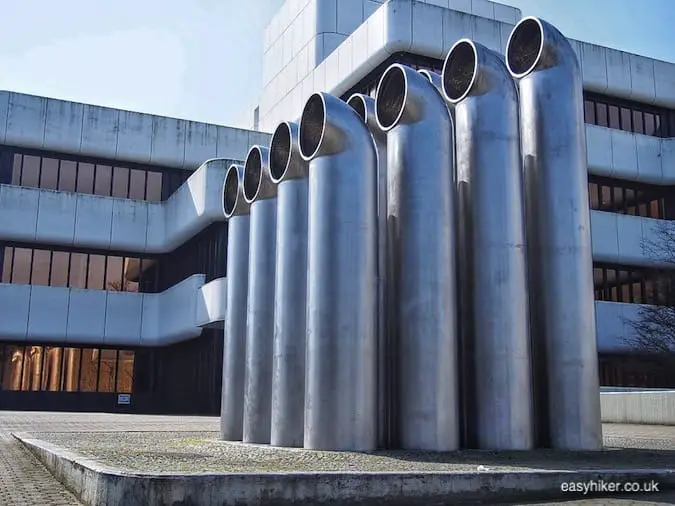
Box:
417;69;443;95
242;146;277;445
299;92;378;451
442;40;534;450
346;93;390;449
220;164;251;441
506;17;602;450
269;121;308;448
375;64;459;451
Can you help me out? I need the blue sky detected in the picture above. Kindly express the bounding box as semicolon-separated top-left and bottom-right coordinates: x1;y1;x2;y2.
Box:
0;0;670;128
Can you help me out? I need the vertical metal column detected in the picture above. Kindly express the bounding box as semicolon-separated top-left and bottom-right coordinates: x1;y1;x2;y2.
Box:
506;17;602;450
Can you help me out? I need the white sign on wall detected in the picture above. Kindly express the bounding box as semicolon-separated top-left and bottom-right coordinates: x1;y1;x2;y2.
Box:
117;394;131;405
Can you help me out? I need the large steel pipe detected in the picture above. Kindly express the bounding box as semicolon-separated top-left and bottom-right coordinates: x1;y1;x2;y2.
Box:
346;93;390;449
220;164;251;441
375;64;459;451
242;145;277;444
418;69;443;95
269;121;308;448
300;92;378;451
442;40;534;450
506;17;602;450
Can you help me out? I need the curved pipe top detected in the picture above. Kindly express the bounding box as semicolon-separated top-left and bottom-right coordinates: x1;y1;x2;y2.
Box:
222;164;250;218
375;63;450;132
417;69;444;95
346;93;385;142
269;121;308;183
243;145;276;204
299;92;372;161
442;39;518;104
505;16;580;79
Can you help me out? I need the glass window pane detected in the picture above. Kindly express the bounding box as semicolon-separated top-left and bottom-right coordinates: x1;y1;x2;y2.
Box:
608;105;620;129
600;186;611;207
1;345;23;391
650;200;662;219
98;350;117;393
584;100;595;124
125;257;140;293
596;103;608;127
87;254;105;290
620;107;632;132
106;256;124;291
655;115;662;136
39;158;59;190
94;164;112;196
21;155;40;188
638;203;648;217
621;285;630;303
117;350;134;393
632;110;644;135
633;283;643;304
146;171;162;202
31;249;51;286
58;160;77;192
21;346;43;391
128;169;147;200
11;154;21;185
11;248;33;284
644;113;656;136
62;348;81;392
42;347;63;391
2;247;13;283
76;162;95;194
79;348;99;392
50;251;70;287
112;167;129;198
69;253;88;288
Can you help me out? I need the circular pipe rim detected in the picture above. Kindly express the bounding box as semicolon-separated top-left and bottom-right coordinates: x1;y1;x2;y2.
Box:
441;38;479;104
505;16;545;79
375;64;408;132
243;145;264;204
299;93;327;161
269;121;293;184
347;93;368;123
223;164;241;218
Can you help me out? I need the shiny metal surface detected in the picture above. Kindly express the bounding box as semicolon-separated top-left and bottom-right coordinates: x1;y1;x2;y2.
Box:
506;17;602;450
268;121;308;448
299;92;378;451
220;164;250;441
418;69;443;95
375;64;459;452
347;93;390;449
242;145;277;445
442;40;534;450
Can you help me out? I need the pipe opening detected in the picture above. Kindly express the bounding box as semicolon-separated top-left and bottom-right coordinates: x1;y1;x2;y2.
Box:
244;148;262;202
376;66;406;130
223;166;240;217
443;41;476;101
507;18;543;76
299;94;325;159
270;123;291;181
347;95;367;122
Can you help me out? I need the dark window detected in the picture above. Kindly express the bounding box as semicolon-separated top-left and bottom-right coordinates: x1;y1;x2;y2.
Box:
620;107;632;132
86;254;105;290
69;253;88;288
584;100;595;123
596;103;608;127
76;163;95;194
98;349;117;393
644;113;656;136
79;349;99;392
39;158;59;190
128;169;147;200
146;171;162;202
21;155;40;188
11;248;32;284
632;110;644;135
94;164;112;196
58;160;77;192
50;251;69;287
112;167;129;198
2;247;13;283
31;249;51;286
11;154;21;185
608;105;620;129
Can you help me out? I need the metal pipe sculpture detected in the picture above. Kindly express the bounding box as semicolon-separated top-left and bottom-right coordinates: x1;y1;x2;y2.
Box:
268;121;308;448
506;17;602;450
220;164;251;441
417;69;444;96
242;145;277;445
346;93;390;449
375;64;459;451
299;92;378;451
442;39;534;450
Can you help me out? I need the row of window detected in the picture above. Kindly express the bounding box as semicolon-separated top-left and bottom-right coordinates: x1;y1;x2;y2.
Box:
1;246;156;292
0;224;228;294
0;345;134;393
594;264;674;306
0;147;190;201
343;53;673;139
588;176;672;220
599;355;675;388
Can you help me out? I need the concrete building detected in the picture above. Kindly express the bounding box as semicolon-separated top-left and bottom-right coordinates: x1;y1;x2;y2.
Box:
1;0;674;414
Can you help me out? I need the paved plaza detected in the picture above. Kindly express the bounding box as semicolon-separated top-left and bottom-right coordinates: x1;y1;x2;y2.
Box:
1;412;675;505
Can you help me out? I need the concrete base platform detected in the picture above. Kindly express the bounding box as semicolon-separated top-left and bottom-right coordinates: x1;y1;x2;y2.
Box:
15;433;675;506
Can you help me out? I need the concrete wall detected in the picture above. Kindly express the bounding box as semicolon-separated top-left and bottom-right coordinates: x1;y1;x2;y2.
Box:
0;275;227;346
258;0;675;130
0;157;233;254
601;390;675;425
0;91;271;170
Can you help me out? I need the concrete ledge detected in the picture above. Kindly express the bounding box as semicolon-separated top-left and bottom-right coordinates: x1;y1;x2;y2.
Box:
15;434;675;506
602;390;675;425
